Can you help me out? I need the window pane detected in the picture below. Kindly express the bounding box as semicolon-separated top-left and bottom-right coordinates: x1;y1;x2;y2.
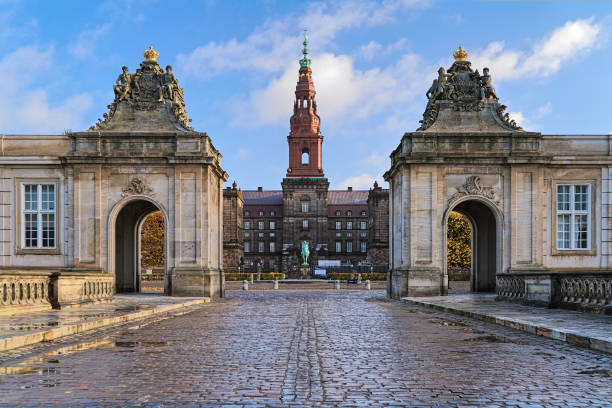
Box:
258;241;264;252
335;241;341;252
270;242;275;252
556;185;570;211
574;185;588;212
42;214;55;248
574;214;588;249
347;221;352;230
42;184;55;211
336;221;341;230
361;242;366;252
347;242;352;252
24;184;38;211
244;242;250;252
25;213;38;248
556;214;570;249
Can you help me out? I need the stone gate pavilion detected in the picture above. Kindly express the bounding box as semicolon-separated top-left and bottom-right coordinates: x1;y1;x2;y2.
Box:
385;47;612;312
0;47;227;312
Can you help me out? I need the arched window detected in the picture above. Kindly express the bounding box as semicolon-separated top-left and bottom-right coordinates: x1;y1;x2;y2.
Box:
301;149;309;165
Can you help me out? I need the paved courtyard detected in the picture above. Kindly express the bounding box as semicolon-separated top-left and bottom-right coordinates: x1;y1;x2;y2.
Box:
0;290;610;407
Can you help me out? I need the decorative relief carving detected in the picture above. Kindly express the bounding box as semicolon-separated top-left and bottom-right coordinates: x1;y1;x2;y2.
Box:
448;176;499;207
417;46;523;131
497;104;523;131
90;46;193;131
122;177;152;197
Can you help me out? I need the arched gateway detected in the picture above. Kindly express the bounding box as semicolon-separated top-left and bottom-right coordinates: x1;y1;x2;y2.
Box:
385;47;612;312
0;46;227;311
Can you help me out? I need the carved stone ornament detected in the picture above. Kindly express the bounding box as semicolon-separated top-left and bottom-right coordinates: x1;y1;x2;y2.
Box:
90;46;193;131
417;46;523;132
448;176;499;207
122;177;152;197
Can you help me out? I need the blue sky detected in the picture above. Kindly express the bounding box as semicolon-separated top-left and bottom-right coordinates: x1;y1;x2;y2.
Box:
0;0;610;189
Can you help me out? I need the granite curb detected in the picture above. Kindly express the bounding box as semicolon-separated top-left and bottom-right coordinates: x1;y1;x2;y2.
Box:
401;297;612;355
0;298;209;352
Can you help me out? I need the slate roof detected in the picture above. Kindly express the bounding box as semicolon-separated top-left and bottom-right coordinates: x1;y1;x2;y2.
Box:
243;190;283;205
242;189;369;205
328;190;368;205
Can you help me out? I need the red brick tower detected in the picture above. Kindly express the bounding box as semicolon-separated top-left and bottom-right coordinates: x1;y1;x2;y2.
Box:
281;35;329;276
286;35;324;177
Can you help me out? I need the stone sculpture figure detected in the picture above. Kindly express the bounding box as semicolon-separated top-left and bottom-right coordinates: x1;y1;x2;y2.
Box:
300;240;310;265
426;67;454;102
158;65;178;102
480;67;497;100
113;66;132;101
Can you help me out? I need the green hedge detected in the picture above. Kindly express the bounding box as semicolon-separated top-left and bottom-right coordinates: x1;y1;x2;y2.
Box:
225;273;286;281
327;272;386;281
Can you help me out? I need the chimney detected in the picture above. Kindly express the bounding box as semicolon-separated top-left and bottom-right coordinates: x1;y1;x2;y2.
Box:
257;186;263;192
348;186;352;192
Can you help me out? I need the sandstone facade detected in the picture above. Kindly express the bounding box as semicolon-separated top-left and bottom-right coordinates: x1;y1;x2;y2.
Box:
0;47;227;313
385;48;612;312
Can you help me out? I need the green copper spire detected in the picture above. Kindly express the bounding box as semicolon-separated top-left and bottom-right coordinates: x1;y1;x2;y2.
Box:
299;32;311;68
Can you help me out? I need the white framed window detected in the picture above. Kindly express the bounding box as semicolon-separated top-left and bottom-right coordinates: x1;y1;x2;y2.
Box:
360;221;367;230
270;210;276;216
258;210;264;216
335;210;340;216
244;210;250;216
244;233;250;238
269;221;276;230
335;241;341;252
269;242;275;252
301;201;310;213
361;211;367;216
21;183;57;249
258;221;264;230
258;241;264;253
346;210;352;216
302;219;309;230
556;184;591;250
244;241;251;252
360;241;367;253
244;221;250;230
347;232;352;238
258;233;264;238
360;232;367;238
346;241;353;253
347;221;353;230
270;232;275;238
335;221;341;230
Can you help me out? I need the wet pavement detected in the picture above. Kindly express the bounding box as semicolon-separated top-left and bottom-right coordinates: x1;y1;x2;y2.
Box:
403;293;612;354
0;290;610;407
0;294;208;351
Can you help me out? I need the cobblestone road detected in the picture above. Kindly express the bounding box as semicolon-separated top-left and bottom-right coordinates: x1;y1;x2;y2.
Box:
0;290;610;407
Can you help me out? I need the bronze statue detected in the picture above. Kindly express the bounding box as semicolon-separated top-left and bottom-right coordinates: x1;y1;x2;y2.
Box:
113;66;132;101
480;67;497;100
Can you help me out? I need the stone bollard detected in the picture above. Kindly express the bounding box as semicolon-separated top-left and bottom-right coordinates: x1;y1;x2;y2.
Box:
250;273;254;284
334;280;340;290
365;280;371;290
273;279;279;290
243;280;249;291
357;273;362;284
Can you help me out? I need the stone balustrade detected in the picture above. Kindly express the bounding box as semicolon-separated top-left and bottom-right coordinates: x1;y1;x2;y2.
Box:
0;275;51;310
497;272;612;313
82;279;114;301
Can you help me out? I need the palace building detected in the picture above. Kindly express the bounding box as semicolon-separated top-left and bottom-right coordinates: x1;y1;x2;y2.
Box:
0;46;227;312
223;37;389;276
385;46;612;312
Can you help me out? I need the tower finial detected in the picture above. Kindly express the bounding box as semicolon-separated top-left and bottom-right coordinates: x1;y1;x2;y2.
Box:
299;30;311;68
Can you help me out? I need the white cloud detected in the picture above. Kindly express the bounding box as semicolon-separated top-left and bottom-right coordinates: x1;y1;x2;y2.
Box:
0;46;93;133
233;51;431;127
69;23;113;59
334;173;386;190
358;41;382;60
176;0;430;79
470;18;600;80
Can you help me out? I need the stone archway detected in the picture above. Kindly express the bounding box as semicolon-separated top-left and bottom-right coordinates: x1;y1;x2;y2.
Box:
445;198;501;292
110;198;168;293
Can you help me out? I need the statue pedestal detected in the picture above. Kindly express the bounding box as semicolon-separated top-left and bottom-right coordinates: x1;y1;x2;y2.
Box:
299;265;311;279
